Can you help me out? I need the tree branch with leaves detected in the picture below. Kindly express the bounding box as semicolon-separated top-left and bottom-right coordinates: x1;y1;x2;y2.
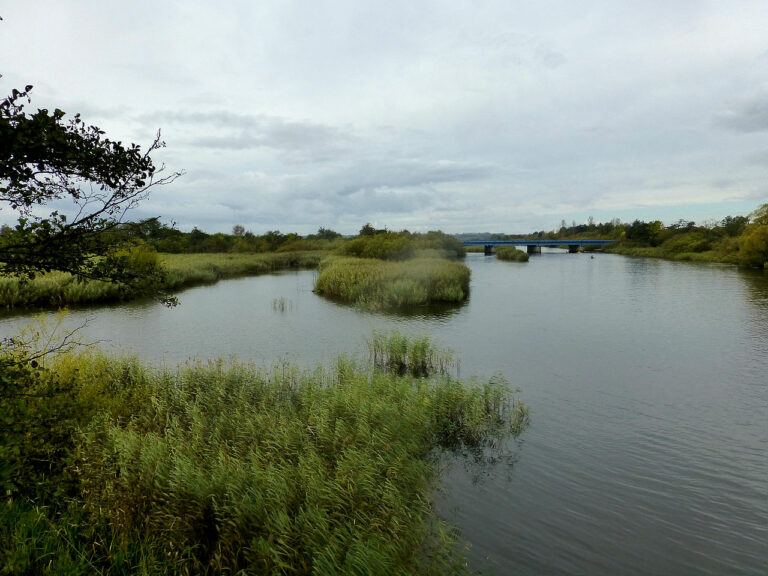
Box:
0;80;183;296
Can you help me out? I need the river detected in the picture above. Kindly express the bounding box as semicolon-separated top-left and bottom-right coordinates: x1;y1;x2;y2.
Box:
1;252;766;575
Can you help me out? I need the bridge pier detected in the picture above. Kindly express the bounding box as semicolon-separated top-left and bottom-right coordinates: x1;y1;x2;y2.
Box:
527;245;541;254
484;245;494;255
568;244;581;253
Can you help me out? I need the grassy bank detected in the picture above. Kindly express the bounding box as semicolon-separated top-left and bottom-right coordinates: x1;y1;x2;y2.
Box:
314;257;471;309
158;251;324;290
0;251;324;312
495;247;530;262
604;242;741;265
1;334;528;575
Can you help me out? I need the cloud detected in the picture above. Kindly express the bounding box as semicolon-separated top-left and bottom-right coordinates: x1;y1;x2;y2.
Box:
715;94;768;133
138;110;354;158
333;159;494;196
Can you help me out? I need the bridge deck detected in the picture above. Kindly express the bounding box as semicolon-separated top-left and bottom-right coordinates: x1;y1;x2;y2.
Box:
462;239;614;246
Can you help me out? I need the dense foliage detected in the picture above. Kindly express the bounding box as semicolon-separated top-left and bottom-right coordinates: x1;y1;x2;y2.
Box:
122;222;465;260
117;221;345;254
338;230;466;261
501;203;767;268
0;335;527;575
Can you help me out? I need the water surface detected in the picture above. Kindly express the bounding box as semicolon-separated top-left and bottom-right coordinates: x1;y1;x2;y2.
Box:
2;253;766;575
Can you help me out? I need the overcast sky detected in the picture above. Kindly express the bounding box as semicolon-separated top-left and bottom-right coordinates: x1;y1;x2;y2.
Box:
2;1;767;234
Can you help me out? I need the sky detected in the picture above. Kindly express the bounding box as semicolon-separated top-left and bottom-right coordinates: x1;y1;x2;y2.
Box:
2;0;767;235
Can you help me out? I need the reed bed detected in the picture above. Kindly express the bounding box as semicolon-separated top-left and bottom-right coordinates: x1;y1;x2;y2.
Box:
495;247;530;262
0;252;325;312
367;330;456;377
158;251;324;290
314;257;470;309
605;244;740;264
0;272;125;310
1;334;528;575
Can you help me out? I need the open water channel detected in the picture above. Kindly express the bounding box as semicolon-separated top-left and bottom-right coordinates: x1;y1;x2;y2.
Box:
1;252;766;575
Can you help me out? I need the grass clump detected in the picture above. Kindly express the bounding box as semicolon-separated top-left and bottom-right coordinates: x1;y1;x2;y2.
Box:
495;247;530;262
368;330;455;377
314;257;470;310
1;334;528;575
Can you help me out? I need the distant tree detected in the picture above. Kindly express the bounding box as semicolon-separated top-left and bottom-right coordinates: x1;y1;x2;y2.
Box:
315;227;341;240
720;215;748;237
263;230;285;251
359;223;376;237
187;227;209;251
232;224;246;237
0;81;182;290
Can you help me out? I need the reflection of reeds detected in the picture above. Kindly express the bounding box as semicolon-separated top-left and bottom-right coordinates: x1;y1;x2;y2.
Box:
313;257;470;309
1;335;528;574
272;296;293;312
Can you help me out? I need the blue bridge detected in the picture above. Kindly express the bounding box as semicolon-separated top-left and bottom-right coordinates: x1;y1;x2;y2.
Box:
463;239;614;255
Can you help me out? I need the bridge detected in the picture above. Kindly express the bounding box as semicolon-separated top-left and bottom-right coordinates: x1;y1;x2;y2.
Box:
463;239;615;255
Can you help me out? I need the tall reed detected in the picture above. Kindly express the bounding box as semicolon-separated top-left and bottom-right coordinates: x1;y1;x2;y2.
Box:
496;246;530;262
367;330;455;377
314;257;470;309
0;251;325;312
1;334;528;575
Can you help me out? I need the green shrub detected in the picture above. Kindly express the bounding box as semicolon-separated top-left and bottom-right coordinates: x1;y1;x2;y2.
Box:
660;232;711;254
739;224;768;268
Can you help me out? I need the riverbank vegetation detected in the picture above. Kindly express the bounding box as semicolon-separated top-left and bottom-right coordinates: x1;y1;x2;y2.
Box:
495;247;530;262
478;202;768;268
313;227;470;310
1;220;469;312
602;206;768;268
0;333;528;575
159;251;323;290
314;257;470;310
0;251;325;311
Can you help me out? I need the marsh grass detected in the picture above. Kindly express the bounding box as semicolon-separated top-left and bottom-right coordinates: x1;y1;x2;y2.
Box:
1;334;528;575
0;252;325;312
495;247;530;262
605;243;740;264
159;251;324;291
314;257;470;310
367;330;456;377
